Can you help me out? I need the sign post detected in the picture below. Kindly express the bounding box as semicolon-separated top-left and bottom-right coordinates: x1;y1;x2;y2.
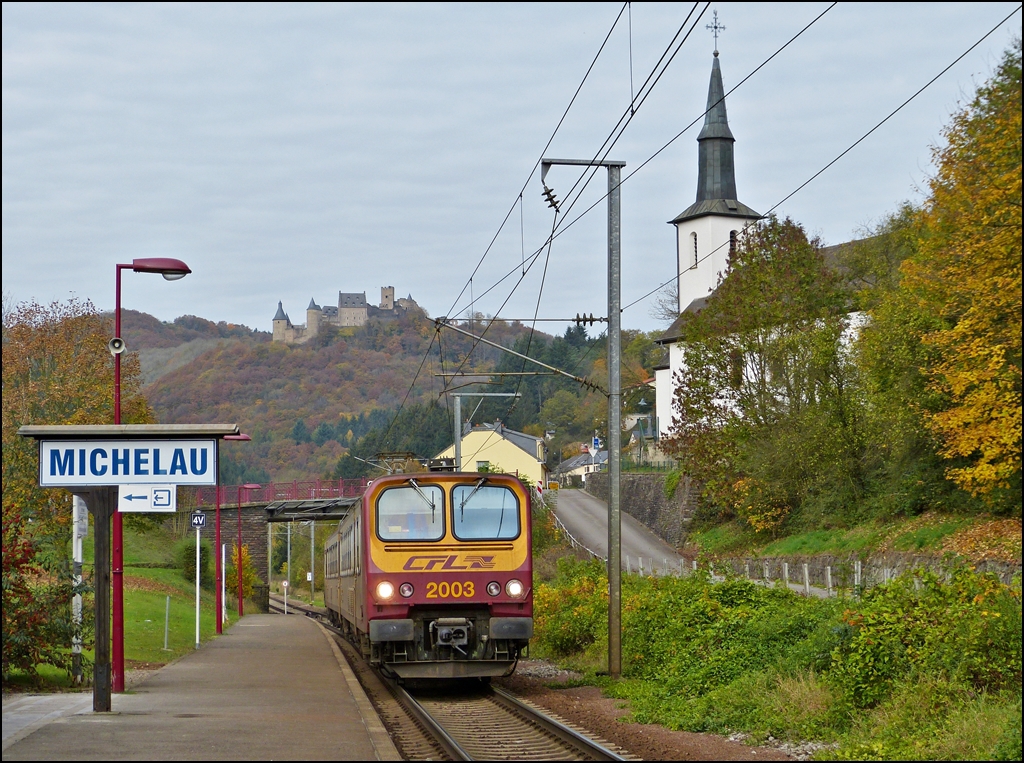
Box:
17;424;239;713
191;511;207;649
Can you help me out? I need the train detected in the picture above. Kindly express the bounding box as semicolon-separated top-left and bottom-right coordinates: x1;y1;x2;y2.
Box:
324;470;533;679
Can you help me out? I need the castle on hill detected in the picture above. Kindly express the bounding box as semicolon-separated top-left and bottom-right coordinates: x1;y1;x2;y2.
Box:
272;286;419;344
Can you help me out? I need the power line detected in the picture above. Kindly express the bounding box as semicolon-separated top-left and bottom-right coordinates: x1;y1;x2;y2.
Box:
621;3;1023;315
444;3;630;320
447;3;707;325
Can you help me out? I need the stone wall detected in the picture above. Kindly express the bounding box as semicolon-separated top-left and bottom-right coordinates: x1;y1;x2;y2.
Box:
713;552;1020;588
585;472;696;548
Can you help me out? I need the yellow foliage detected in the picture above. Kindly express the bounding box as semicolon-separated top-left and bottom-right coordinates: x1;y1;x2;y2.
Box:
903;42;1022;496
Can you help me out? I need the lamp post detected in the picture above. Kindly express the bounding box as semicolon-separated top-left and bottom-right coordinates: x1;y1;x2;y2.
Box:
237;483;261;616
217;434;251;633
112;257;191;694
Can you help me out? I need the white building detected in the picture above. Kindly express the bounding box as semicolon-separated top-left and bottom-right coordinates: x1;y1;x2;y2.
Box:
654;50;760;438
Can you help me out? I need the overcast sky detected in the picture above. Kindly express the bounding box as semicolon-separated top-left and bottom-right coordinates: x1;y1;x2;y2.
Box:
3;2;1021;336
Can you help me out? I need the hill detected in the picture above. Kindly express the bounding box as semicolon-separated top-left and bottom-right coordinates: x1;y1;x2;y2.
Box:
130;308;552;481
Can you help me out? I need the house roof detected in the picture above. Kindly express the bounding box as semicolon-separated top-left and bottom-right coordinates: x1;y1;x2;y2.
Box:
467;422;543;460
553;450;608;474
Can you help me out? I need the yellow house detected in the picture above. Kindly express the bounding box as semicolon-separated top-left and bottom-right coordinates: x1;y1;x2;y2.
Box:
435;423;547;486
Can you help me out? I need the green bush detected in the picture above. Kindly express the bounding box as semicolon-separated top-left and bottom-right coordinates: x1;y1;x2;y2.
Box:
533;560;1022;755
828;566;1022;708
176;536;214;589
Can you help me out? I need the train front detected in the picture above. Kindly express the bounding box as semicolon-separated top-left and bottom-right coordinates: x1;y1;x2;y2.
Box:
364;472;532;679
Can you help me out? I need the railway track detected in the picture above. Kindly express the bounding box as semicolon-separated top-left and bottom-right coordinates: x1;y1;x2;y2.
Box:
393;682;629;761
268;593;630;761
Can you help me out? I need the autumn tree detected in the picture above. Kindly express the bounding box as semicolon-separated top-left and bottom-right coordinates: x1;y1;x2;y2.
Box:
2;297;152;678
664;215;861;532
902;40;1022;502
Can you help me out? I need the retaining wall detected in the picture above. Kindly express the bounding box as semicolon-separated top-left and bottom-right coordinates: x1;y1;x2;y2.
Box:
584;472;696;548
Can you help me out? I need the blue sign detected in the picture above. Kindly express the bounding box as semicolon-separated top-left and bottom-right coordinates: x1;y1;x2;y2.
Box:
39;439;217;487
190;511;207;529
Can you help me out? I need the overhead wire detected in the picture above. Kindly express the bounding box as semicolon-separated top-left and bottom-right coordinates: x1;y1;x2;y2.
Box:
443;4;707;417
443;2;630;320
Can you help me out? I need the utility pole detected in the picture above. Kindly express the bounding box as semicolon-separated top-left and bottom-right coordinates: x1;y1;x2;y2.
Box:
541;157;625;678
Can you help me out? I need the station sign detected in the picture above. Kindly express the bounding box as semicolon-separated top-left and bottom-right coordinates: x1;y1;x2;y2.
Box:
118;484;177;513
39;439;217;487
191;511;207;529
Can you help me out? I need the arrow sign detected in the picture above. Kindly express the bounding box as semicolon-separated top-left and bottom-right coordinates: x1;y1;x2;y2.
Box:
118;484;177;513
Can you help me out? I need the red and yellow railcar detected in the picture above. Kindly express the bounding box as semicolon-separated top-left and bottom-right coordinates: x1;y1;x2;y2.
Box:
324;471;532;679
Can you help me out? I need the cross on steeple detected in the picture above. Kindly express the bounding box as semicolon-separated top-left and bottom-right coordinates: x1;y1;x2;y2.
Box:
706;10;725;53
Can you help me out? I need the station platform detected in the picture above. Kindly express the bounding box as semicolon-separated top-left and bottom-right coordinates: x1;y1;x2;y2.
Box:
2;614;399;760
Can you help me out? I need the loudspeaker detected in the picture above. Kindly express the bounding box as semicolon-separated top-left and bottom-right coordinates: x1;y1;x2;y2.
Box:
107;337;126;355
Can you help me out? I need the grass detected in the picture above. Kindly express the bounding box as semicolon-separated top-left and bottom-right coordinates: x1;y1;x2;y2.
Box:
6;519;255;691
689;512;1019;564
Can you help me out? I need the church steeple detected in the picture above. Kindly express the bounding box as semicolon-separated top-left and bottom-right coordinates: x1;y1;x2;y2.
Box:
670;51;759;224
696;51;737;202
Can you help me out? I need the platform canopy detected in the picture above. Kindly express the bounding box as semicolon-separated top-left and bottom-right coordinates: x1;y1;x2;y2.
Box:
18;423;241;439
264;497;360;523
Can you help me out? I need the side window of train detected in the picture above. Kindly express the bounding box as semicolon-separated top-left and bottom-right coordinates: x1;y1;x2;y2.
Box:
451;484;520;540
376;484;445;541
354;516;360;575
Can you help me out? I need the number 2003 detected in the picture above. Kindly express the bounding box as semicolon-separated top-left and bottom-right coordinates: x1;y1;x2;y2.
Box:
425;581;475;598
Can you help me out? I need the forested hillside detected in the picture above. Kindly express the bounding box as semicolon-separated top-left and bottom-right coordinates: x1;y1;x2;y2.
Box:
134;308;567;481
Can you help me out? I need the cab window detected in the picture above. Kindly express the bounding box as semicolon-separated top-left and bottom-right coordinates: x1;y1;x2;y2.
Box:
452;483;520;540
376;483;445;541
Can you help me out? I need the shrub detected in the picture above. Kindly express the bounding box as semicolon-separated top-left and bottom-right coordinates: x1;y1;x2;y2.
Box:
224;544;260;601
176;536;214;589
828;565;1022;708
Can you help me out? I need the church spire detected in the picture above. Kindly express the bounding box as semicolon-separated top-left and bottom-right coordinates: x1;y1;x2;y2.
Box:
669;50;759;224
695;51;737;202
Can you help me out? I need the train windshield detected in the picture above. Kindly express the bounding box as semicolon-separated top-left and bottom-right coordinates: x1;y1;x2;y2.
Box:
376;483;445;541
452;483;520;540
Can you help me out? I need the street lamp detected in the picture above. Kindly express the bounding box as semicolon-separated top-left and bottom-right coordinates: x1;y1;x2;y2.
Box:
217;434;251;633
237;482;262;616
111;257;191;694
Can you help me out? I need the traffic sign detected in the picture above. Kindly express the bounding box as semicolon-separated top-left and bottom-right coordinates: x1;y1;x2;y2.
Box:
190;511;207;529
118;484;177;513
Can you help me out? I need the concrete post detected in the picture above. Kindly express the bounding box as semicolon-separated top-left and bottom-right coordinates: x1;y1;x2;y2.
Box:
803;563;810;596
783;562;789;588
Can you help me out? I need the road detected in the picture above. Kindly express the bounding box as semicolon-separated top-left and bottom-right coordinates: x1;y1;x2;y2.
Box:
552;489;684;575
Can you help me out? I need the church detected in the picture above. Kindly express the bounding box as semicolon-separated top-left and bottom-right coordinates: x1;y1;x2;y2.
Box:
653;47;760;439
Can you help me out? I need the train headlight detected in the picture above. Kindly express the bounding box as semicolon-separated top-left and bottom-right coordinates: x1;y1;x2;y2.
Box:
486;581;501;597
399;582;414;598
505;579;525;598
375;581;395;600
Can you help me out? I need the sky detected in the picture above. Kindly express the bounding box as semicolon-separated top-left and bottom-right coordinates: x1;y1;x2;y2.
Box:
3;2;1021;337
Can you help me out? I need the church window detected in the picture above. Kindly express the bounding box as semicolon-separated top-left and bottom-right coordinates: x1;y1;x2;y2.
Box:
690;232;698;269
729;230;738;255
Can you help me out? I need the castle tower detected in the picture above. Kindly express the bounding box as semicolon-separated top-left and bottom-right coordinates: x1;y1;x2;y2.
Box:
669;50;760;315
272;301;290;343
380;286;395;310
306;298;321;338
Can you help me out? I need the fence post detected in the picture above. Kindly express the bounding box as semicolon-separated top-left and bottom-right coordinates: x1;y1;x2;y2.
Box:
803;563;810;596
692;559;698;573
744;561;750;580
763;562;770;582
826;566;833;597
854;560;862;591
783;562;789;588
